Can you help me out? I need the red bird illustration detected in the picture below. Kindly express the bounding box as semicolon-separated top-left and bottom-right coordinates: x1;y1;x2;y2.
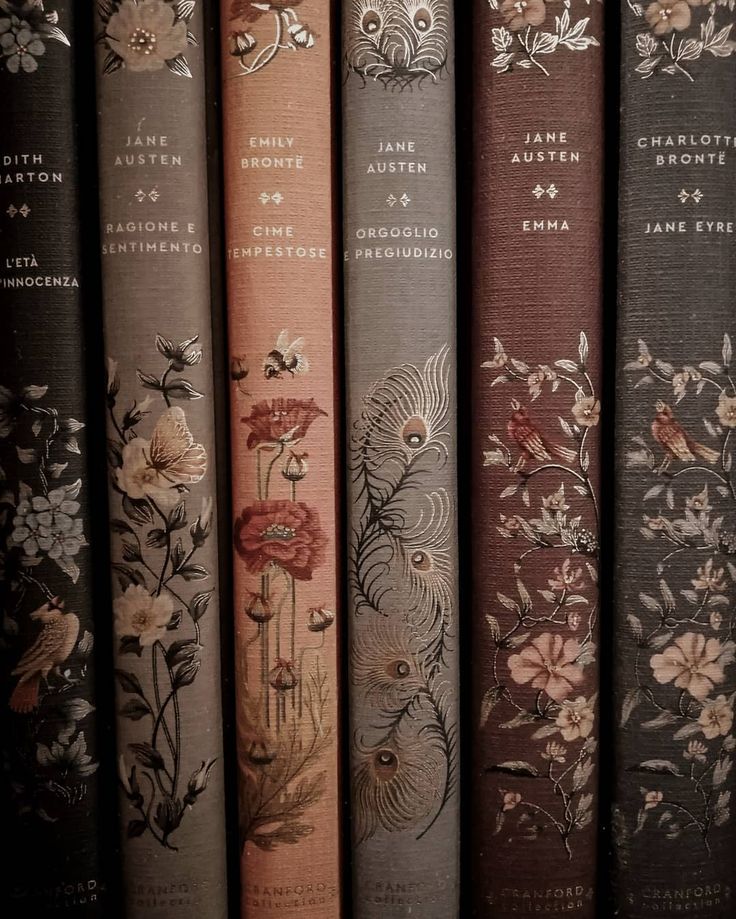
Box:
507;400;577;467
9;598;80;714
651;400;719;471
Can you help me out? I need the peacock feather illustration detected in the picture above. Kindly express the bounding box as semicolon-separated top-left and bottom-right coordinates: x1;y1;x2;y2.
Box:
345;0;450;88
349;346;458;842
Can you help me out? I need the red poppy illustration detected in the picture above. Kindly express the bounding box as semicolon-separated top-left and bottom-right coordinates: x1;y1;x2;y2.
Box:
241;398;326;450
234;499;326;580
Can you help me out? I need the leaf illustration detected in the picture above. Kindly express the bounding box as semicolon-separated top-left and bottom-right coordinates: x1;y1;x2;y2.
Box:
479;685;504;729
127;819;147;838
713;758;733;788
130;742;166;771
178;564;208;581
122;495;154;525
115;669;144;697
632;760;683;776
488;761;540;777
120;698;152;721
189;591;212;622
173;659;200;689
110;518;135;535
641;712;679;730
166;639;201;668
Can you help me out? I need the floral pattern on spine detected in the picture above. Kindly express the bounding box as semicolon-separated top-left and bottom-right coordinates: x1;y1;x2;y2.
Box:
0;383;98;819
344;0;450;88
97;0;197;78
349;347;458;842
618;334;736;853
228;1;315;76
480;332;599;859
487;0;601;76
628;0;736;81
231;339;334;851
108;334;217;850
0;0;69;74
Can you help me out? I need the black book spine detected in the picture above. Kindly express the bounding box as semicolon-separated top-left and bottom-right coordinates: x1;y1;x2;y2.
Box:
0;2;112;915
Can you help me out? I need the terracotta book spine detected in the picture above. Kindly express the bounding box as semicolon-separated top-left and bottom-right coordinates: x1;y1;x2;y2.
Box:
342;3;461;917
470;1;604;915
219;3;342;918
92;2;228;916
612;3;736;917
0;3;111;914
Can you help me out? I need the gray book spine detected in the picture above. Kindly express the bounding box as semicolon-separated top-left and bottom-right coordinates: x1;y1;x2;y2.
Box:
93;2;228;916
342;2;460;917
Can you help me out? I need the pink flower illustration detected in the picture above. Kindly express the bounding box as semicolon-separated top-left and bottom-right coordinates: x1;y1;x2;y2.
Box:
650;632;731;701
508;633;585;702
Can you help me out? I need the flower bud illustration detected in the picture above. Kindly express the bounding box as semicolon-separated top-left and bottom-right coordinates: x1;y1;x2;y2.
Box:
269;658;298;692
282;451;309;482
307;605;335;633
245;591;274;624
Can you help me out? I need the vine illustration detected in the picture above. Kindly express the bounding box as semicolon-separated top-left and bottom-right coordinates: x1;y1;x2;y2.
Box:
487;0;600;77
232;380;334;851
228;1;315;75
0;381;97;822
621;334;736;853
628;0;735;81
349;347;458;843
480;332;600;859
344;0;450;89
109;335;216;850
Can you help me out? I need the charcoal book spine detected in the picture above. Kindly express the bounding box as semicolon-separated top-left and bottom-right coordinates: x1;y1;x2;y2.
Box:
0;2;112;914
470;0;605;915
612;3;736;917
342;2;461;916
93;1;229;916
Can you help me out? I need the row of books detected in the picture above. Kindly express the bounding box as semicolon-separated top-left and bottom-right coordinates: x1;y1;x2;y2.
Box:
1;1;734;917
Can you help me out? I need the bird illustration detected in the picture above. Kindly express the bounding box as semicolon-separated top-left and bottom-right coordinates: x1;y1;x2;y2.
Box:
651;400;719;471
9;598;80;714
507;399;577;467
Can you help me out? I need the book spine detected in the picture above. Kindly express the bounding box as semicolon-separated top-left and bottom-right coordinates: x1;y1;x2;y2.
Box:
219;3;342;918
612;4;736;917
0;2;112;914
341;3;460;917
92;2;228;917
470;1;604;915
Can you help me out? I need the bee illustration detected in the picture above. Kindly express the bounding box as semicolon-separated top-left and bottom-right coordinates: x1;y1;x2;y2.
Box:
345;0;450;88
263;330;309;380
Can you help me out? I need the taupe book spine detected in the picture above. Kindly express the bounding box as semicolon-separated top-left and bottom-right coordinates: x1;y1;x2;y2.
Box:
613;2;736;916
342;2;460;917
93;2;228;916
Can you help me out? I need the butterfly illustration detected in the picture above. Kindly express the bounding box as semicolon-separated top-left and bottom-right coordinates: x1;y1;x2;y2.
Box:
263;331;309;380
149;407;207;485
345;0;450;88
117;407;207;507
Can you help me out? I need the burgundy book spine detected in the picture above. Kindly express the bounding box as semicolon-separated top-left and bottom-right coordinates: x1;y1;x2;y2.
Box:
471;1;605;915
